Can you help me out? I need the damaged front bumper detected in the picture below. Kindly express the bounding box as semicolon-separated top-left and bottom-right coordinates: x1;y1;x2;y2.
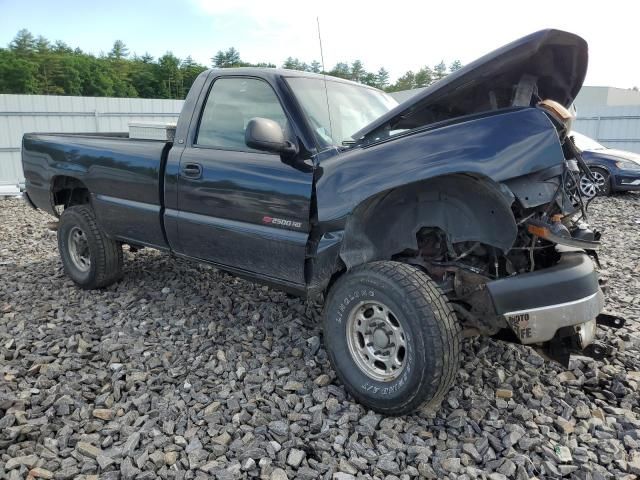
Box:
486;250;606;352
500;290;604;345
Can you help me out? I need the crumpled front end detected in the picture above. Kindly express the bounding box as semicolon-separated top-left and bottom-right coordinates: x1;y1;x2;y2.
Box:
406;102;621;365
312;29;620;364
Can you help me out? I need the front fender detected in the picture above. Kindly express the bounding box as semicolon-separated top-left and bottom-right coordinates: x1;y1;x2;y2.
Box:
315;107;564;225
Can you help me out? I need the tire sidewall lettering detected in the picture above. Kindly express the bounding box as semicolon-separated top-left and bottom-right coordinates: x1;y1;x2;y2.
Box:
329;277;419;399
335;287;375;324
360;345;414;397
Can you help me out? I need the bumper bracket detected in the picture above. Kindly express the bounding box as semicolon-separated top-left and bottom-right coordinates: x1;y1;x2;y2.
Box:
581;342;613;361
596;313;625;329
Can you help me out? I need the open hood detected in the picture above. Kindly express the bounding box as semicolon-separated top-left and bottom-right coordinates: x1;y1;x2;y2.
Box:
353;29;588;142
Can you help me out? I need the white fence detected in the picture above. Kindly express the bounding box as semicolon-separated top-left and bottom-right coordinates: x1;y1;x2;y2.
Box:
573;106;640;154
0;94;184;190
3;93;639;192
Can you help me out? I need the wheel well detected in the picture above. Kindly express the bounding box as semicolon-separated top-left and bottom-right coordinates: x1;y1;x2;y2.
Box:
51;176;91;212
337;173;517;271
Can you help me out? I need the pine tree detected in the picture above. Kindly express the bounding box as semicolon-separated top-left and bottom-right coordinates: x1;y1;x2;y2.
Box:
282;57;308;71
449;60;463;72
224;47;241;67
157;52;182;98
181;56;207;93
109;40;129;59
309;60;322;73
330;62;350;79
10;29;36;54
350;60;365;82
433;60;447;81
375;68;390;89
52;41;73;54
35;36;50;54
361;72;378;87
212;47;242;68
389;71;416;92
414;66;434;88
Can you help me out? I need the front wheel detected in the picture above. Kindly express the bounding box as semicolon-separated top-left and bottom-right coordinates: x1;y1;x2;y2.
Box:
58;205;123;289
323;261;462;415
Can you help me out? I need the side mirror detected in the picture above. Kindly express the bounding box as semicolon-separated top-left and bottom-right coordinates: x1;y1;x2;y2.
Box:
245;118;297;157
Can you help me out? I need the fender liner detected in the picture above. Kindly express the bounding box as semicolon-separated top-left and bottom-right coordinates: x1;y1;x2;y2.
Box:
338;174;517;270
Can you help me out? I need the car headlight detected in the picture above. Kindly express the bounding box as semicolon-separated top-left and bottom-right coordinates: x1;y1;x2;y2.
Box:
538;99;575;133
615;160;640;170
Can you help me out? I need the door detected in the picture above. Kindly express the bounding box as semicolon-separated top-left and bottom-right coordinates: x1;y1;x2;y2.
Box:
173;76;313;285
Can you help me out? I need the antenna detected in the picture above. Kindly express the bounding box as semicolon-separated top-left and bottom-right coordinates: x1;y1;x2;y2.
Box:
316;17;334;142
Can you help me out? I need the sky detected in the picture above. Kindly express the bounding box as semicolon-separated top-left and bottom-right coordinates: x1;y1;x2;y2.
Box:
1;0;639;88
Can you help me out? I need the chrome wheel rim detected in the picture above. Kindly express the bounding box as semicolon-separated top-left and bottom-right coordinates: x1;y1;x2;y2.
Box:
346;300;407;381
68;226;91;272
580;171;606;198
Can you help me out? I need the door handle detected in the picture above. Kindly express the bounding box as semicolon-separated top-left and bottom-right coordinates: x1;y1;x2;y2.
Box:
181;163;202;179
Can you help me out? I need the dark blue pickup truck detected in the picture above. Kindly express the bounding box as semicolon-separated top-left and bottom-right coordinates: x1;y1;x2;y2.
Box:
22;30;622;415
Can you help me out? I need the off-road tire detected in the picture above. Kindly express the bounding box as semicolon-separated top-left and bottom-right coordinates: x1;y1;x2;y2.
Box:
323;261;462;415
58;205;123;289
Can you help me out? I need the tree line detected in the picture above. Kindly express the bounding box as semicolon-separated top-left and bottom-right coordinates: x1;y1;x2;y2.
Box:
0;29;463;99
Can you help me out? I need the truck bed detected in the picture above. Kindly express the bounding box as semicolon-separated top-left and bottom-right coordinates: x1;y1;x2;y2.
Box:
22;132;171;249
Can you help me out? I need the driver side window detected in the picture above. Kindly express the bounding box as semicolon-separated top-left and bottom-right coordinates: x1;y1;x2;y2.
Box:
197;77;289;152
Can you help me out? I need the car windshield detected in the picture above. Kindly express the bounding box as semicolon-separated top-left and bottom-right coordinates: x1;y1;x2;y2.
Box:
286;77;398;147
571;131;607;151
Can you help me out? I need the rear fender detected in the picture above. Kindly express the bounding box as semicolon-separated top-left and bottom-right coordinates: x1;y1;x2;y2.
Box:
51;175;91;214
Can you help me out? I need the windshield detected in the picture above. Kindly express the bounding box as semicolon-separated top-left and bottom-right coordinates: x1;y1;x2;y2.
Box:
571;131;607;151
286;77;398;147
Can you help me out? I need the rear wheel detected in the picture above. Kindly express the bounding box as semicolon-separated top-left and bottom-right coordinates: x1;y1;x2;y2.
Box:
323;261;462;415
580;167;610;198
58;205;123;289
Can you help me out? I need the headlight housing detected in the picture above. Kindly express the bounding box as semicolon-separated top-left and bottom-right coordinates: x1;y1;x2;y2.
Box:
615;159;640;170
537;99;575;134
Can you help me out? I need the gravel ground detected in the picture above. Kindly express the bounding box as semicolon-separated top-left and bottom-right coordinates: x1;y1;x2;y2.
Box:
1;194;639;480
